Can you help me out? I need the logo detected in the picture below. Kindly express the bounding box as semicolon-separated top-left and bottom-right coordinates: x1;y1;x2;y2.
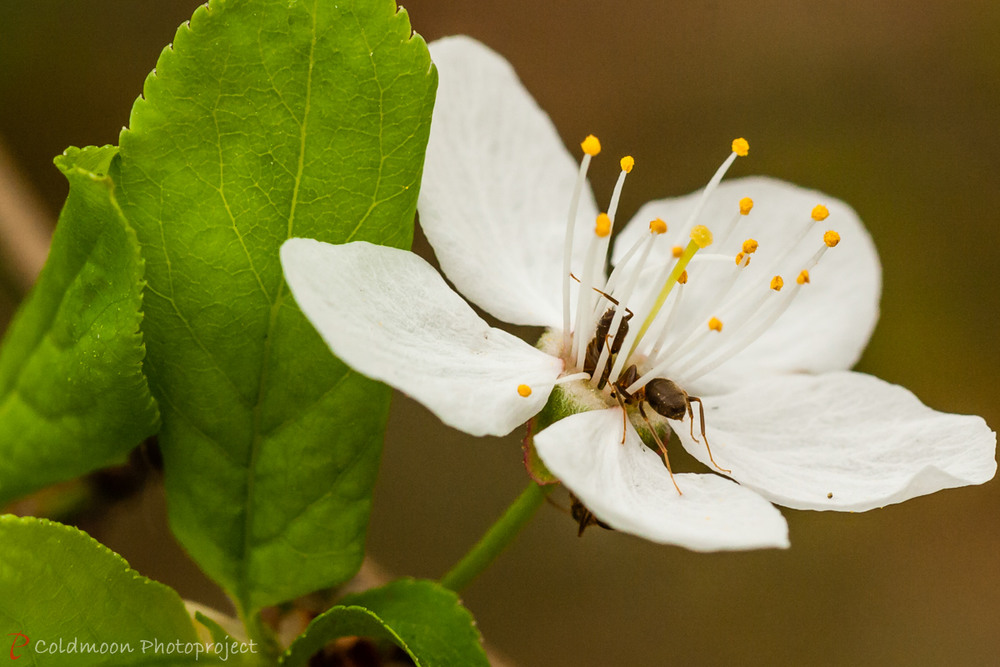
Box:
7;634;29;661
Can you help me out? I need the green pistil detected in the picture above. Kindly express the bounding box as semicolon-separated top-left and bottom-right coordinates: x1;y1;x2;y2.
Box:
630;238;701;354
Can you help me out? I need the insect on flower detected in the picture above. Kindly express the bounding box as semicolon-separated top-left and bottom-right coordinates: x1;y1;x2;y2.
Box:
280;35;995;552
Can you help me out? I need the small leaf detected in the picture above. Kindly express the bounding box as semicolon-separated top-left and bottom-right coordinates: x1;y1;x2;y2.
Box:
0;515;201;666
280;579;489;667
112;0;436;612
0;145;158;505
194;611;235;646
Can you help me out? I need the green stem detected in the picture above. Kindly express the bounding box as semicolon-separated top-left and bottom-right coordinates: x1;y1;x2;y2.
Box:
440;481;554;592
239;608;280;666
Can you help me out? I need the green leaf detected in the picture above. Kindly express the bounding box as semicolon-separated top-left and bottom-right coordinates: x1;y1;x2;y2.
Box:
194;612;235;646
280;579;489;667
112;0;436;613
0;515;202;666
0;145;158;505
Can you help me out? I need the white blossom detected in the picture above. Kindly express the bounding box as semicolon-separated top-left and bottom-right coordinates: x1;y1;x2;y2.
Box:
281;36;996;551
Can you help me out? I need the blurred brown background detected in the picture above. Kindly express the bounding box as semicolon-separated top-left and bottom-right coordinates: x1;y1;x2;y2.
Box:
1;1;998;665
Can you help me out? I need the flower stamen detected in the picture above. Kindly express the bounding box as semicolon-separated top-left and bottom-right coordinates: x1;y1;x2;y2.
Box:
669;231;842;385
562;135;601;350
572;158;635;366
674;139;750;243
630;224;713;354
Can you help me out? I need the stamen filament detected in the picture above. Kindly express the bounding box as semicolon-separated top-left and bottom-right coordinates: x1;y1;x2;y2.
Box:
554;372;591;385
573;162;633;368
647;284;685;359
711;210;822;319
631;238;700;352
562;149;596;350
652;251;752;368
675;142;746;242
606;160;632;223
592;231;658;385
670;237;838;385
597;232;648;317
573;217;613;369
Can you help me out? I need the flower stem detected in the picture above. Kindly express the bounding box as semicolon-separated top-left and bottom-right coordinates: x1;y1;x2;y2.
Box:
440;481;554;592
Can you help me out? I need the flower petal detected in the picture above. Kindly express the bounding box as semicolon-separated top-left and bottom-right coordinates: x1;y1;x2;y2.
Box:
672;371;997;511
418;36;599;327
617;177;880;393
534;408;789;551
281;238;563;437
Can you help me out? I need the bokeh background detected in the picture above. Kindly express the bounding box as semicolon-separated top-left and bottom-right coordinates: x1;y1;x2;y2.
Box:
2;1;998;665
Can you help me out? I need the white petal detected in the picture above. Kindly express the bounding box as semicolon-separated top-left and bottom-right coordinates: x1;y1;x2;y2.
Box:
618;177;880;393
672;371;997;511
534;409;789;551
418;36;599;328
281;239;563;437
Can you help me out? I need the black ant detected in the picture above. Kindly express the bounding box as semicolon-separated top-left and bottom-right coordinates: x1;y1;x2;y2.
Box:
569;493;612;536
571;274;632;388
609;364;730;495
575;281;730;497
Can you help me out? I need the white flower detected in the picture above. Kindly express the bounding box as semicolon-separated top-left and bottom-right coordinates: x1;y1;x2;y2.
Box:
280;36;996;552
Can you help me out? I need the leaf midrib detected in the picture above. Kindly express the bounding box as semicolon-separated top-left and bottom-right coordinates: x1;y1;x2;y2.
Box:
238;0;320;614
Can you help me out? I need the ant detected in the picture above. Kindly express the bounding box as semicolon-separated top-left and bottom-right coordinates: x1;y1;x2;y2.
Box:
569;493;611;537
571;273;632;388
576;282;730;496
610;364;730;495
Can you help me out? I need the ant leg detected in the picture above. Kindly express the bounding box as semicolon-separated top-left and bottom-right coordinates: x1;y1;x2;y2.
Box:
689;397;731;474
614;392;628;445
639;403;682;495
686;399;699;443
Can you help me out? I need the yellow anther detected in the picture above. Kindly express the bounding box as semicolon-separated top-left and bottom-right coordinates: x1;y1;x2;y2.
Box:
734;252;745;266
517;384;532;397
708;317;723;332
731;138;749;157
595;213;611;237
742;238;759;254
678;270;689;284
648;218;667;235
620;155;635;173
811;204;829;221
770;275;784;291
690;225;714;248
581;135;601;156
672;245;684;258
797;270;810;285
739;197;754;215
824;230;841;247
